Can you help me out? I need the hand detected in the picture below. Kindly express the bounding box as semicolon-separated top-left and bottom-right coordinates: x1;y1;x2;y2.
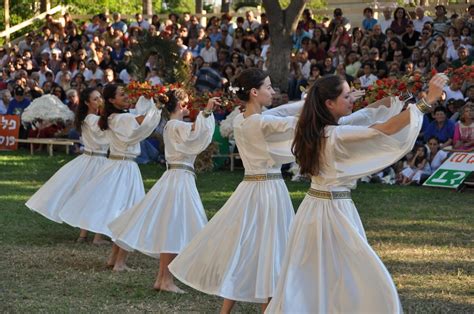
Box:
349;88;365;102
206;97;221;111
425;73;448;105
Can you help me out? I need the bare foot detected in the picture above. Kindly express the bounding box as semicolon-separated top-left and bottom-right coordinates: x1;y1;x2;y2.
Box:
76;236;87;243
152;279;161;291
92;238;111;245
112;264;135;272
157;281;185;294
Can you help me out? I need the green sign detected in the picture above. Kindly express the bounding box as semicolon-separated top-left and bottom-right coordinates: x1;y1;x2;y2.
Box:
424;169;471;189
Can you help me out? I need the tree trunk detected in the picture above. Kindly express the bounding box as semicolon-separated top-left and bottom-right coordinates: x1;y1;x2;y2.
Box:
5;0;10;44
142;0;152;20
40;0;50;12
221;0;230;13
262;0;308;93
195;0;203;14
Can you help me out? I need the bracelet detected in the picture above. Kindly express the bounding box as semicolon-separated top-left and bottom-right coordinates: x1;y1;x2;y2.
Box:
415;98;432;114
202;108;213;117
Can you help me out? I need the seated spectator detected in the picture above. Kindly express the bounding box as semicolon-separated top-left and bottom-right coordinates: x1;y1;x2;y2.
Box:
306;64;322;87
321;56;335;76
329;25;351;50
359;62;378;88
199;37;218;64
465;86;474;103
344;51;361;78
402;21;420;50
432;5;450;36
426;137;449;175
83;59;104;83
368;47;388;78
377;7;393;34
129;13;150;31
327;8;351;36
7;85;30;115
446;35;465;63
423;106;455;149
0;90;11;114
335;63;354;85
453;103;474;151
390;7;409;36
444;81;465;105
399;144;430;185
194;62;222;92
452;46;473;68
243;11;260;32
111;12;128;34
413;7;433;33
361;7;377;32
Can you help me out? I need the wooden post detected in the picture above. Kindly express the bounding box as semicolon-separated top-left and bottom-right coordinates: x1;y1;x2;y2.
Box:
142;0;153;21
40;0;51;12
196;0;203;14
221;0;230;13
4;0;10;44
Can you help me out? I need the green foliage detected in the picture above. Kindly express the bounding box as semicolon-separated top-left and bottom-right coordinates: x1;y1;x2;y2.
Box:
161;0;194;14
128;32;186;83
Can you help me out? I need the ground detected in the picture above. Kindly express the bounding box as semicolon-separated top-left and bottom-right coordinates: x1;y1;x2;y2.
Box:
0;151;473;312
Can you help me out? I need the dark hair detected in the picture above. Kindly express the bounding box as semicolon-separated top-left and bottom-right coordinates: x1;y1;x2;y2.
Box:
158;88;188;117
75;88;97;133
232;68;268;102
292;75;345;176
427;136;440;144
99;84;125;130
413;144;427;166
434;106;447;115
364;7;373;14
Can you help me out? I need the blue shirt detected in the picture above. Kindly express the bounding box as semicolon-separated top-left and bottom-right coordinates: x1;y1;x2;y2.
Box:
362;18;378;31
7;98;30;115
423;119;455;143
195;67;222;92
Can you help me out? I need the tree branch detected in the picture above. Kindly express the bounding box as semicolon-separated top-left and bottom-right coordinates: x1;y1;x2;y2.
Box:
262;0;282;22
285;0;309;30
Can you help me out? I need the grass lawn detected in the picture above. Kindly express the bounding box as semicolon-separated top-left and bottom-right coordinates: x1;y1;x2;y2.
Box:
0;150;473;312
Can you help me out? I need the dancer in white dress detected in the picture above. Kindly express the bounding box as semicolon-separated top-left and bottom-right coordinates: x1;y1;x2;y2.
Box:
109;89;220;292
25;88;110;244
266;74;447;313
59;84;162;271
169;68;300;313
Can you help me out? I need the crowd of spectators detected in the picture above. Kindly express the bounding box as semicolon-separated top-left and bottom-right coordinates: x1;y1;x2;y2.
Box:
0;5;473;183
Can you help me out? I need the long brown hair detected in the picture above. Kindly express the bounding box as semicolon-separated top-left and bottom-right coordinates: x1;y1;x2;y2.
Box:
98;84;126;130
292;75;344;176
74;88;96;134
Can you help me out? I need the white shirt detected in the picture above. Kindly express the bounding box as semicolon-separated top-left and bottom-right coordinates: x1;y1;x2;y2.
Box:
243;20;260;31
199;46;218;64
359;74;378;88
119;69;131;84
149;76;162;86
83;68;104;82
446;45;466;62
443;86;465;105
378;18;393;34
300;61;311;80
54;70;72;84
413;16;433;33
130;20;150;30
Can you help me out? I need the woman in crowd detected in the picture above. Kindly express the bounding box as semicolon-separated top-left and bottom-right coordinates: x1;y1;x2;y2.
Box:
108;90;219;293
26;88;110;244
423;106;455;149
60;84;162;271
170;68;301;313
267;73;447;313
399;144;430;185
453;103;474;151
391;7;409;36
426;136;449;174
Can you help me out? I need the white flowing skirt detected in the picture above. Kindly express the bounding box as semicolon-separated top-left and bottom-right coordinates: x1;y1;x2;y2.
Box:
59;160;145;237
108;169;208;257
169;179;294;303
25;155;110;223
266;194;401;313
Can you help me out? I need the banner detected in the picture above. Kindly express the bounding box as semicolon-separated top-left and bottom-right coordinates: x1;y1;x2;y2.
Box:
0;115;20;151
424;152;474;189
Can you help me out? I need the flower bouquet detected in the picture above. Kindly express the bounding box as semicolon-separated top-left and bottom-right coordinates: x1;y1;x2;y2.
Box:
125;80;169;104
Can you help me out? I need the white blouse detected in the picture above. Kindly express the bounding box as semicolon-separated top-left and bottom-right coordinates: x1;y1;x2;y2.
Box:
312;102;424;190
232;103;300;174
107;97;161;157
81;114;109;153
164;112;215;167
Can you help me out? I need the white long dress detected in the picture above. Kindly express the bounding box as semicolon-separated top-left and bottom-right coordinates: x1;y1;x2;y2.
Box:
169;103;300;303
266;101;424;313
108;112;215;257
59;98;161;237
25;114;109;223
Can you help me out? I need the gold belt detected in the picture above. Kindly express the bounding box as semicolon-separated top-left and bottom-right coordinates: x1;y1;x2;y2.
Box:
108;154;136;162
307;188;351;200
243;173;283;181
83;150;107;157
167;163;195;174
